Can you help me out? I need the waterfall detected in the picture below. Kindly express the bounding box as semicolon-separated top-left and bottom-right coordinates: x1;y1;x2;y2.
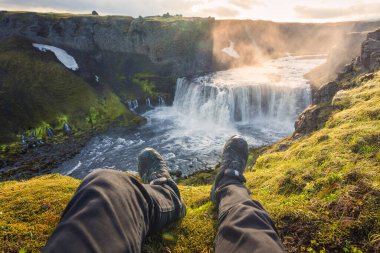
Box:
57;56;325;178
172;75;311;127
127;99;139;113
158;96;166;106
146;97;153;108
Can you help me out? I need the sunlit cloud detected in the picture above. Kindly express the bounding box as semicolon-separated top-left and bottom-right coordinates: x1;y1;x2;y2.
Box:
228;0;262;9
295;3;380;20
197;6;241;18
0;0;380;22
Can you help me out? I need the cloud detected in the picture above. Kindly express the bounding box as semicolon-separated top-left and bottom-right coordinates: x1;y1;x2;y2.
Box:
0;0;169;17
1;0;380;21
0;0;214;18
158;0;203;12
198;6;241;18
228;0;261;9
295;3;380;20
1;0;93;12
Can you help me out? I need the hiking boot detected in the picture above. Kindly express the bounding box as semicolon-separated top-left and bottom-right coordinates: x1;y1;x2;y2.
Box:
138;147;186;218
210;135;248;204
138;147;172;184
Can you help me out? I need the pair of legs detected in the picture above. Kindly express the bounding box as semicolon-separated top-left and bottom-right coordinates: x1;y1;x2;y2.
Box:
44;136;284;253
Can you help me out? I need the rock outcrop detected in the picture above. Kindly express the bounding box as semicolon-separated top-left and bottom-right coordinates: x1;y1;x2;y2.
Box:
294;27;380;137
312;81;340;104
361;29;380;71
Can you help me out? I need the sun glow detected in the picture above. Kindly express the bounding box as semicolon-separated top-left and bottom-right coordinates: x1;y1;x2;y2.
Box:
1;0;380;22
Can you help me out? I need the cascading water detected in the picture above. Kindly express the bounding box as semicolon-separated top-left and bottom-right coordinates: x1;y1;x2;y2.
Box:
55;55;326;178
173;76;310;128
158;96;166;106
171;55;319;133
127;99;139;113
146;97;153;108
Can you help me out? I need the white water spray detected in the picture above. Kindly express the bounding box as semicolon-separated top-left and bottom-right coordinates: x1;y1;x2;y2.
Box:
172;56;320;131
56;55;326;178
127;100;139;113
146;97;153;108
158;96;166;106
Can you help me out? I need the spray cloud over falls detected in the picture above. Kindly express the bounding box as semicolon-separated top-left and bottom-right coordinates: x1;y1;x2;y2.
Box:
210;20;380;75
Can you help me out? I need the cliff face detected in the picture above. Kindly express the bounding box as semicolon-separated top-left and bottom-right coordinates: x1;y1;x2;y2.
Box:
361;29;380;71
0;12;215;77
2;12;379;80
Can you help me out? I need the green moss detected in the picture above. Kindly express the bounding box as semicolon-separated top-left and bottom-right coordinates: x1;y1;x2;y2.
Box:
179;169;218;186
144;16;202;23
247;147;266;169
133;73;156;96
0;175;80;252
0;11;134;21
1;72;379;252
132;72;166;99
0;175;217;253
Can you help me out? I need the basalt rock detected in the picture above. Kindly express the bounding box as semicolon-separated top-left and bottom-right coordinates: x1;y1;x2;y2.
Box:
312;81;340;104
0;12;215;77
361;29;380;72
293;104;333;138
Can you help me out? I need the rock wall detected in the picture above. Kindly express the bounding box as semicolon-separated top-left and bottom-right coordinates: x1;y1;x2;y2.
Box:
0;11;215;77
2;12;380;82
361;29;380;71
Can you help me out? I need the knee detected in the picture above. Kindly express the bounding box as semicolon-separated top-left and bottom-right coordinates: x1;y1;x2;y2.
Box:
85;168;116;181
82;169;132;190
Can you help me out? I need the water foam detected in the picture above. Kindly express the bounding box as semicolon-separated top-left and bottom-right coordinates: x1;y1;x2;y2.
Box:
172;56;321;131
56;55;326;178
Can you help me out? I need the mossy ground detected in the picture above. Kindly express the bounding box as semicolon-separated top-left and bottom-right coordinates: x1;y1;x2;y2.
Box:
1;72;379;252
0;175;80;252
132;72;163;99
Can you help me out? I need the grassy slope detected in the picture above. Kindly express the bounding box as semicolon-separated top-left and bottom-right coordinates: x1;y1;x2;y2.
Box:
1;72;379;252
0;37;142;144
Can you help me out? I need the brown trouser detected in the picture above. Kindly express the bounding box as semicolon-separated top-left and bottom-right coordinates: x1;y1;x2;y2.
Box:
44;169;284;253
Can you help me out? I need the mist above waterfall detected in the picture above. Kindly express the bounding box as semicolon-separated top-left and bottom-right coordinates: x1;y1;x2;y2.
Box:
210;20;374;72
173;55;325;132
56;55;325;178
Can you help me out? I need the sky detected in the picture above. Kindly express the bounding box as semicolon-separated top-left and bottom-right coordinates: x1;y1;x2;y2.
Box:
1;0;380;22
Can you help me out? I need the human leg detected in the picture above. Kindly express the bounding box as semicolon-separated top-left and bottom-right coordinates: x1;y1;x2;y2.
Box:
44;148;185;253
212;136;285;253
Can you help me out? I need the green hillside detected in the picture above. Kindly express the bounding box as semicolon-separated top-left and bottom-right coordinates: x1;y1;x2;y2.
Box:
1;71;379;252
0;37;143;143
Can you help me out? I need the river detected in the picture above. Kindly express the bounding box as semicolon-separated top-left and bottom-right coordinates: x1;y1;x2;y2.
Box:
55;55;325;178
